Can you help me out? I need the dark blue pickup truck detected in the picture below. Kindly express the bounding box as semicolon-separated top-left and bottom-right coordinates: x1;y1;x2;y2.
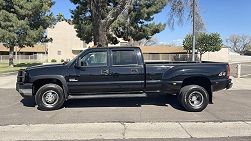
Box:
16;47;232;112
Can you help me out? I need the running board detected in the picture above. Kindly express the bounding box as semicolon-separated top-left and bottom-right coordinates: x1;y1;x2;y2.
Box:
67;93;147;99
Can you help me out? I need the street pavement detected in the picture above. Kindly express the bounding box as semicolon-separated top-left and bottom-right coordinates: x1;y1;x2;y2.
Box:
0;88;251;125
0;74;251;140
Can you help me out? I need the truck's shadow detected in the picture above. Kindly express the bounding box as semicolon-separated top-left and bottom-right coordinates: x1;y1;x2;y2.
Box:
20;97;36;107
64;94;185;111
20;94;185;111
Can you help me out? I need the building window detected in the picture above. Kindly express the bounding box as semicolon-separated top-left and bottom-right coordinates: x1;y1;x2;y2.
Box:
57;51;61;55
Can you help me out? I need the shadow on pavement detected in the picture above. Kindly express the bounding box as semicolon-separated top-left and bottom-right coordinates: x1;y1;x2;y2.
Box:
20;97;36;107
19;94;185;111
64;94;185;111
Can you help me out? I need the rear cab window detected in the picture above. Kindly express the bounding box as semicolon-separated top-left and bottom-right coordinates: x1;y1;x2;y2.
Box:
111;50;138;66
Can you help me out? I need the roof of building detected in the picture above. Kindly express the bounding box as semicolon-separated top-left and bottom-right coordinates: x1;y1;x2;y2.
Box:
0;44;46;53
139;45;186;54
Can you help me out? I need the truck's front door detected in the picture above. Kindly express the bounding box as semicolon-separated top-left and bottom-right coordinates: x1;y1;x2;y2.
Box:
68;49;112;94
109;49;145;93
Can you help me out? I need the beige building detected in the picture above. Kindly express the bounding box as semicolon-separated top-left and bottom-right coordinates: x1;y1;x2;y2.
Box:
47;21;91;62
46;21;129;62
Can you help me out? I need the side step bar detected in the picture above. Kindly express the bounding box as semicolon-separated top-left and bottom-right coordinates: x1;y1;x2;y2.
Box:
67;93;147;100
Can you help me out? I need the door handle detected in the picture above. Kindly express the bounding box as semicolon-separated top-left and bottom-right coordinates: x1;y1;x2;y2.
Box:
131;69;138;73
101;69;109;75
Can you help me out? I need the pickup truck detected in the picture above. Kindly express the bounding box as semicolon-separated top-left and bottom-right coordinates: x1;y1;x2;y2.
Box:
16;47;232;112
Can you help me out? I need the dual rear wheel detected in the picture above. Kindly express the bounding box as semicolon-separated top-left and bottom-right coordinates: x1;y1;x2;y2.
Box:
178;85;209;112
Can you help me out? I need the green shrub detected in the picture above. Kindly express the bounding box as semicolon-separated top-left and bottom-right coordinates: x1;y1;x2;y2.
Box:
61;59;65;62
51;59;57;63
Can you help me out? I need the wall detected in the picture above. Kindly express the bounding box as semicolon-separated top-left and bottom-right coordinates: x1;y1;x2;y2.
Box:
47;21;90;62
202;47;229;62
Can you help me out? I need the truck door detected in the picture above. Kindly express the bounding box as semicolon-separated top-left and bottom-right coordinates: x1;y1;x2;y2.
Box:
109;49;145;92
67;49;112;94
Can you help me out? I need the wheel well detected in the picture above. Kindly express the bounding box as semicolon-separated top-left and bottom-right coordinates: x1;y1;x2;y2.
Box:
182;76;212;103
33;79;64;96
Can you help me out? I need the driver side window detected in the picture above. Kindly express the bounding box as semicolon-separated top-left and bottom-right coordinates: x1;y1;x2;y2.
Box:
80;51;107;67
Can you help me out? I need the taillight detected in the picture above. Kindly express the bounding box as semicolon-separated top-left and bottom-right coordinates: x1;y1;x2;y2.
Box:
227;64;230;79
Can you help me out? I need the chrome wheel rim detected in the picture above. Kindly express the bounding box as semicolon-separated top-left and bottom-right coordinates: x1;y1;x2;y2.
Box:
188;91;204;107
42;90;59;108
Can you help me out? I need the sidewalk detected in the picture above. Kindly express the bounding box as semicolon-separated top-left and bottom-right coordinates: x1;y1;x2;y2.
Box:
1;121;251;140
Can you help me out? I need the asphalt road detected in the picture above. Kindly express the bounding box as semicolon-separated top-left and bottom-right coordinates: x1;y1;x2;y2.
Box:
0;89;251;126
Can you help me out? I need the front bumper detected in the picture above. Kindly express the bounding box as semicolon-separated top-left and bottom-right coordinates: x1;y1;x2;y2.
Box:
16;82;33;98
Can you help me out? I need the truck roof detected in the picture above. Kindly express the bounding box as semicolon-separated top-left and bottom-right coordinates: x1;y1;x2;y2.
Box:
87;46;140;50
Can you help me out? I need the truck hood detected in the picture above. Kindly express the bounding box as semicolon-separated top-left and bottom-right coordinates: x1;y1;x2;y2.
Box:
26;63;66;71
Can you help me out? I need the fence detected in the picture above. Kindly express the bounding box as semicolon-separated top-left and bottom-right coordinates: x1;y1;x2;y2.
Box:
143;53;196;61
0;54;48;63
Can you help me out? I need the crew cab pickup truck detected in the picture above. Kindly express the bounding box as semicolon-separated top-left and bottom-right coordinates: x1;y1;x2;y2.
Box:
16;47;232;112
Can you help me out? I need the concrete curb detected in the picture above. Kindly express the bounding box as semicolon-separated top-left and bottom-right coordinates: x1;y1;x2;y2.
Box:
1;121;251;140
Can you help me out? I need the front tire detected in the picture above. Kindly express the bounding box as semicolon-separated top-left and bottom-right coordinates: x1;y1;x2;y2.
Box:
35;84;65;111
179;85;209;112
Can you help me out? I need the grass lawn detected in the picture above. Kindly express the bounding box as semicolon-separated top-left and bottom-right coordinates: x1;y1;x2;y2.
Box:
0;62;42;74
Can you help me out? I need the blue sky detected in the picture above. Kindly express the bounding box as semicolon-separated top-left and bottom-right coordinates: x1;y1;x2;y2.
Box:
51;0;251;45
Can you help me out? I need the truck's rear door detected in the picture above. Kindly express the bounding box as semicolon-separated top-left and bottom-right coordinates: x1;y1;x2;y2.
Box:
109;48;145;92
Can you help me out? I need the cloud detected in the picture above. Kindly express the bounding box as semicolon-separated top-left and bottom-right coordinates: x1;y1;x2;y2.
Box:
171;39;183;46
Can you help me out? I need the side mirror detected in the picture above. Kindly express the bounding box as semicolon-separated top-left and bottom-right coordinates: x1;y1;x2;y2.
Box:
63;61;69;65
74;58;81;68
75;58;87;68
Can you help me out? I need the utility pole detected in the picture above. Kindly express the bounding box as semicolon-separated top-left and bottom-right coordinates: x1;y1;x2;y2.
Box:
192;0;196;61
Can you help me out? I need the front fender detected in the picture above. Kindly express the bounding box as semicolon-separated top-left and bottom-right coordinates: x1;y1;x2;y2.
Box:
31;75;68;98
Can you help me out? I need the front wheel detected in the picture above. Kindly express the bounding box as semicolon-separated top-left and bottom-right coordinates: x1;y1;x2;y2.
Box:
178;85;209;112
35;84;65;111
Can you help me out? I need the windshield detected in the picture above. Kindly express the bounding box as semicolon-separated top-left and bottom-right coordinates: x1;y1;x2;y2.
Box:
66;50;84;66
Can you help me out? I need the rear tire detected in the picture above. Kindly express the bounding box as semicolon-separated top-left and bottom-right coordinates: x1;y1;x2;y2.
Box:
178;85;209;112
35;84;65;111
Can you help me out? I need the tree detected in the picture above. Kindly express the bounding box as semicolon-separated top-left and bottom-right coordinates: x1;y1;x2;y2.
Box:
167;0;205;33
132;37;159;47
71;0;166;47
0;0;55;66
71;0;204;47
183;33;223;61
71;0;130;47
226;34;251;54
57;13;66;22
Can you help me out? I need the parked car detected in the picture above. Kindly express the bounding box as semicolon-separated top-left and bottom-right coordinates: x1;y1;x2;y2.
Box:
16;47;232;112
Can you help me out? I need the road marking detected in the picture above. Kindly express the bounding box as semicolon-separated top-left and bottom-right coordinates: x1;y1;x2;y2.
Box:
1;121;251;140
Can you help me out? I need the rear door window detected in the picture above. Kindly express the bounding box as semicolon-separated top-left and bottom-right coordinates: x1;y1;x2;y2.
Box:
112;50;138;66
